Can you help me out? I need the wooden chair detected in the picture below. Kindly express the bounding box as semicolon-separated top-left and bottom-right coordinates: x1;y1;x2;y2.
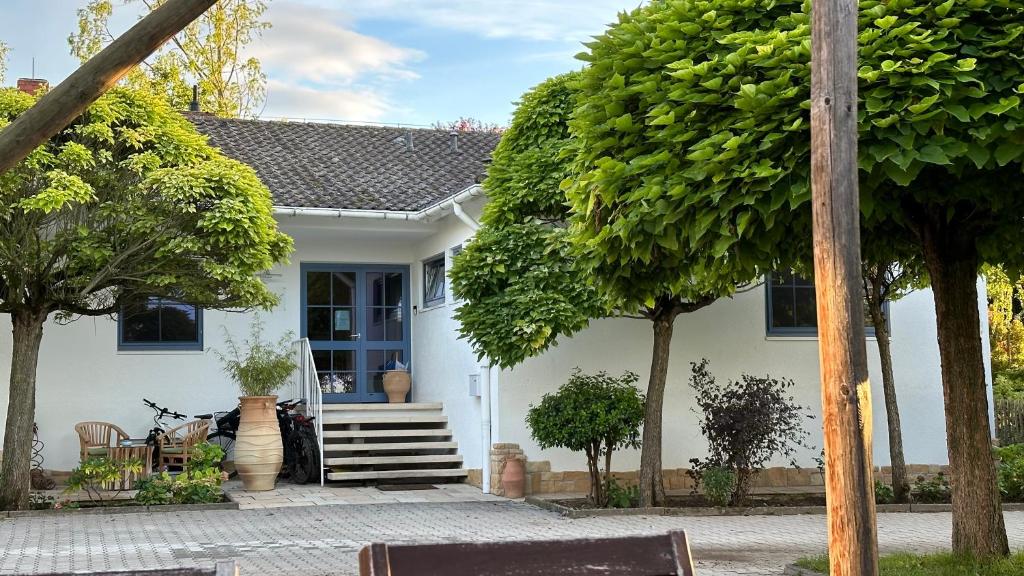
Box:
156;419;209;471
358;531;696;576
74;421;129;462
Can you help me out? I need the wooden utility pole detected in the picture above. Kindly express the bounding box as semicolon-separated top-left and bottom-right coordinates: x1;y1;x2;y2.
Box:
810;0;880;573
0;0;217;174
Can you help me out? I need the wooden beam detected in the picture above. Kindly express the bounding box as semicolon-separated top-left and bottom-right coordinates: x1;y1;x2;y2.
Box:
810;0;880;574
0;0;217;174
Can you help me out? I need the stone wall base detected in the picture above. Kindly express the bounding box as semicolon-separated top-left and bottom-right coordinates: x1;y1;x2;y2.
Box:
480;442;949;496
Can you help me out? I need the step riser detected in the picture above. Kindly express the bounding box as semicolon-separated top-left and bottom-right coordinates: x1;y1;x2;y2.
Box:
322;429;453;439
327;469;468;482
324;442;457;452
321;415;448;426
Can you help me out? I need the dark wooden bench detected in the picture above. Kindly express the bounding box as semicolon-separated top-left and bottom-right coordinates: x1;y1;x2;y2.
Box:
37;561;239;576
359;531;696;575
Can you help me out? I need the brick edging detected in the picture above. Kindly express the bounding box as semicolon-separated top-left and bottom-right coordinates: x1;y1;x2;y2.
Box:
2;500;239;518
525;496;1024;519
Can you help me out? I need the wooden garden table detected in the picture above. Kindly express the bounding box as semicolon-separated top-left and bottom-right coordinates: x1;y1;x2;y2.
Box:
109;440;153;490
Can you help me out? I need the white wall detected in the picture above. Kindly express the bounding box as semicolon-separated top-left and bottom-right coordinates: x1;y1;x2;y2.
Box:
0;218;424;471
495;281;980;473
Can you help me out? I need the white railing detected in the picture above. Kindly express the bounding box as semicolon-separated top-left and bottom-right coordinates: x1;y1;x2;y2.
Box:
293;338;325;486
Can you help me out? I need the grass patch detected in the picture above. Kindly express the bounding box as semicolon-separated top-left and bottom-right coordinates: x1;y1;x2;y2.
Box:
796;552;1024;575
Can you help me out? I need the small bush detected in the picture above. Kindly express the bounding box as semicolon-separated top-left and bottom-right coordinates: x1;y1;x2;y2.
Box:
135;441;226;505
605;477;639;509
701;467;736;507
65;457;143;503
526;369;645;508
687;359;814;505
995;444;1024;502
912;473;951;504
875;480;895;505
217;318;296;397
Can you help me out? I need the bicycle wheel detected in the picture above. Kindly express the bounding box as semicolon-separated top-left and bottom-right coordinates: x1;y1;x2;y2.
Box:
207;431;237;477
289;430;321;484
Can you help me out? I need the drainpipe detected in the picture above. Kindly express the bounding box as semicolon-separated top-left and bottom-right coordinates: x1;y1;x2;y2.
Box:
480;363;492;494
453;201;480;231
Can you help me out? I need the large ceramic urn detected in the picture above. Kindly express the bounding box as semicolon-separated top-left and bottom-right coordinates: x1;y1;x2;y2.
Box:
234;395;283;491
382;370;411;403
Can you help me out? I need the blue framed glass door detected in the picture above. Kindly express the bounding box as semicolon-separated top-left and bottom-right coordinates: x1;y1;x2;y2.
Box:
301;264;411;403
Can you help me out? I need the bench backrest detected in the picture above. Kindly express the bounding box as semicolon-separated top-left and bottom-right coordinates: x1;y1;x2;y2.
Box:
359;531;695;576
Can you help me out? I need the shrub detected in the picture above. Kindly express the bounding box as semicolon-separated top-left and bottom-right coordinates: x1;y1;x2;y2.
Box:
875;480;896;505
912;473;951;504
526;369;645;507
135;441;226;505
688;359;814;505
605;477;639;509
65;457;143;503
217;318;296;397
702;467;736;507
995;444;1024;502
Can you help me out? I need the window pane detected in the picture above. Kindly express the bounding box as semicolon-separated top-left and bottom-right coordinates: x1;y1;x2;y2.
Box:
794;287;818;327
332;350;354;372
368;350;404;394
332;272;355;306
307;272;331;305
320;372;354;394
424;258;445;304
770;285;795;329
385;272;403;307
386;307;403;341
307;308;331;340
160;302;198;342
366;272;384;308
366;308;386;341
312;350;330;371
122;299;160;342
332;307;354;340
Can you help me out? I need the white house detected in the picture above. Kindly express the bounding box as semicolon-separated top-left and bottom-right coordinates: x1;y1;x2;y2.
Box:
0;115;990;494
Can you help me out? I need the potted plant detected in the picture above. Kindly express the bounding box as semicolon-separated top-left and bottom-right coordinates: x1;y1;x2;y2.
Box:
217;319;296;491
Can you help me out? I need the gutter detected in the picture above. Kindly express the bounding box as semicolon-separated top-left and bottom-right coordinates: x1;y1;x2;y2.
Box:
273;184;484;223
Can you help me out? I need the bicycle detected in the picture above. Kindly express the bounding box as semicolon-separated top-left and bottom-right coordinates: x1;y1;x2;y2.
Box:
142;398;187;468
195;398;321;484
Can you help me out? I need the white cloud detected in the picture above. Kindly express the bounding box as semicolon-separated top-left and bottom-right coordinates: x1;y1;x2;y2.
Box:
250;2;424;85
315;0;634;42
260;79;393;122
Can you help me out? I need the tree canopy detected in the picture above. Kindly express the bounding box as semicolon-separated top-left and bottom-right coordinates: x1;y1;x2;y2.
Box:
69;0;270;118
449;73;604;368
0;86;291;509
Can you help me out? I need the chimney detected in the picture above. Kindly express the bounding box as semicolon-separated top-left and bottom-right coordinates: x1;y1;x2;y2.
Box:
17;78;48;96
405;130;414;151
449;131;459;153
189;85;200;112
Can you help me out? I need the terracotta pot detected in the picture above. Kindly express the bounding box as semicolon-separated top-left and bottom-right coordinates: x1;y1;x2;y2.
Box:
501;457;526;499
383;370;411;403
234;395;283;491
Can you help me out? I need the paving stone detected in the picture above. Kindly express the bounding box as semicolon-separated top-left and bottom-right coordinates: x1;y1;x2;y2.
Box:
2;500;1023;576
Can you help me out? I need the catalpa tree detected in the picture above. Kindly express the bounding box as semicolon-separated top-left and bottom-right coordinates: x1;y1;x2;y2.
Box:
0;87;292;510
567;0;1023;556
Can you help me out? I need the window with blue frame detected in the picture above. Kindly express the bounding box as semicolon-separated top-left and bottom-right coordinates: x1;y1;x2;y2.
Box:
423;254;446;307
119;297;202;350
766;272;877;336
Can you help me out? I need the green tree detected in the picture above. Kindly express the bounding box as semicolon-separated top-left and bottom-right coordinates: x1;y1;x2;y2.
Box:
450;73;605;368
0;87;292;510
0;42;7;84
988;266;1024;399
862;255;921;504
568;0;1023;556
526;370;646;507
68;0;269;118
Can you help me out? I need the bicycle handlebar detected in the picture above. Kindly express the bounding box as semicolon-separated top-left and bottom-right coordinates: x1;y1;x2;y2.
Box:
143;398;186;420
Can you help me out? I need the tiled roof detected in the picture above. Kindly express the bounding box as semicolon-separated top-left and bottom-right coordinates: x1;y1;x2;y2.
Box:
186;114;500;211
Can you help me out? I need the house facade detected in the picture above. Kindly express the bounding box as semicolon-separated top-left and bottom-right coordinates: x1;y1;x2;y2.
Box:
0;116;990;493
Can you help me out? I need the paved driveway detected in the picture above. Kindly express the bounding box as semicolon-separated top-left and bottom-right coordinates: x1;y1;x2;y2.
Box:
2;502;1023;575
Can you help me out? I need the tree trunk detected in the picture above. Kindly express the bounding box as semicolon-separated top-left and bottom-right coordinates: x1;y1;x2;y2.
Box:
639;306;677;508
867;285;909;503
0;310;47;510
921;230;1008;557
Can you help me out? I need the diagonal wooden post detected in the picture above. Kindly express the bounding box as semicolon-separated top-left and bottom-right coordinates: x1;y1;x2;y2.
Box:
0;0;217;175
810;0;880;573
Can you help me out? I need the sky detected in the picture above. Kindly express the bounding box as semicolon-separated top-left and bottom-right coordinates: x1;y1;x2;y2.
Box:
0;0;640;127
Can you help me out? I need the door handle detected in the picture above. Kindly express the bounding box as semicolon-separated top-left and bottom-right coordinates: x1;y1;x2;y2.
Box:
351;333;361;341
